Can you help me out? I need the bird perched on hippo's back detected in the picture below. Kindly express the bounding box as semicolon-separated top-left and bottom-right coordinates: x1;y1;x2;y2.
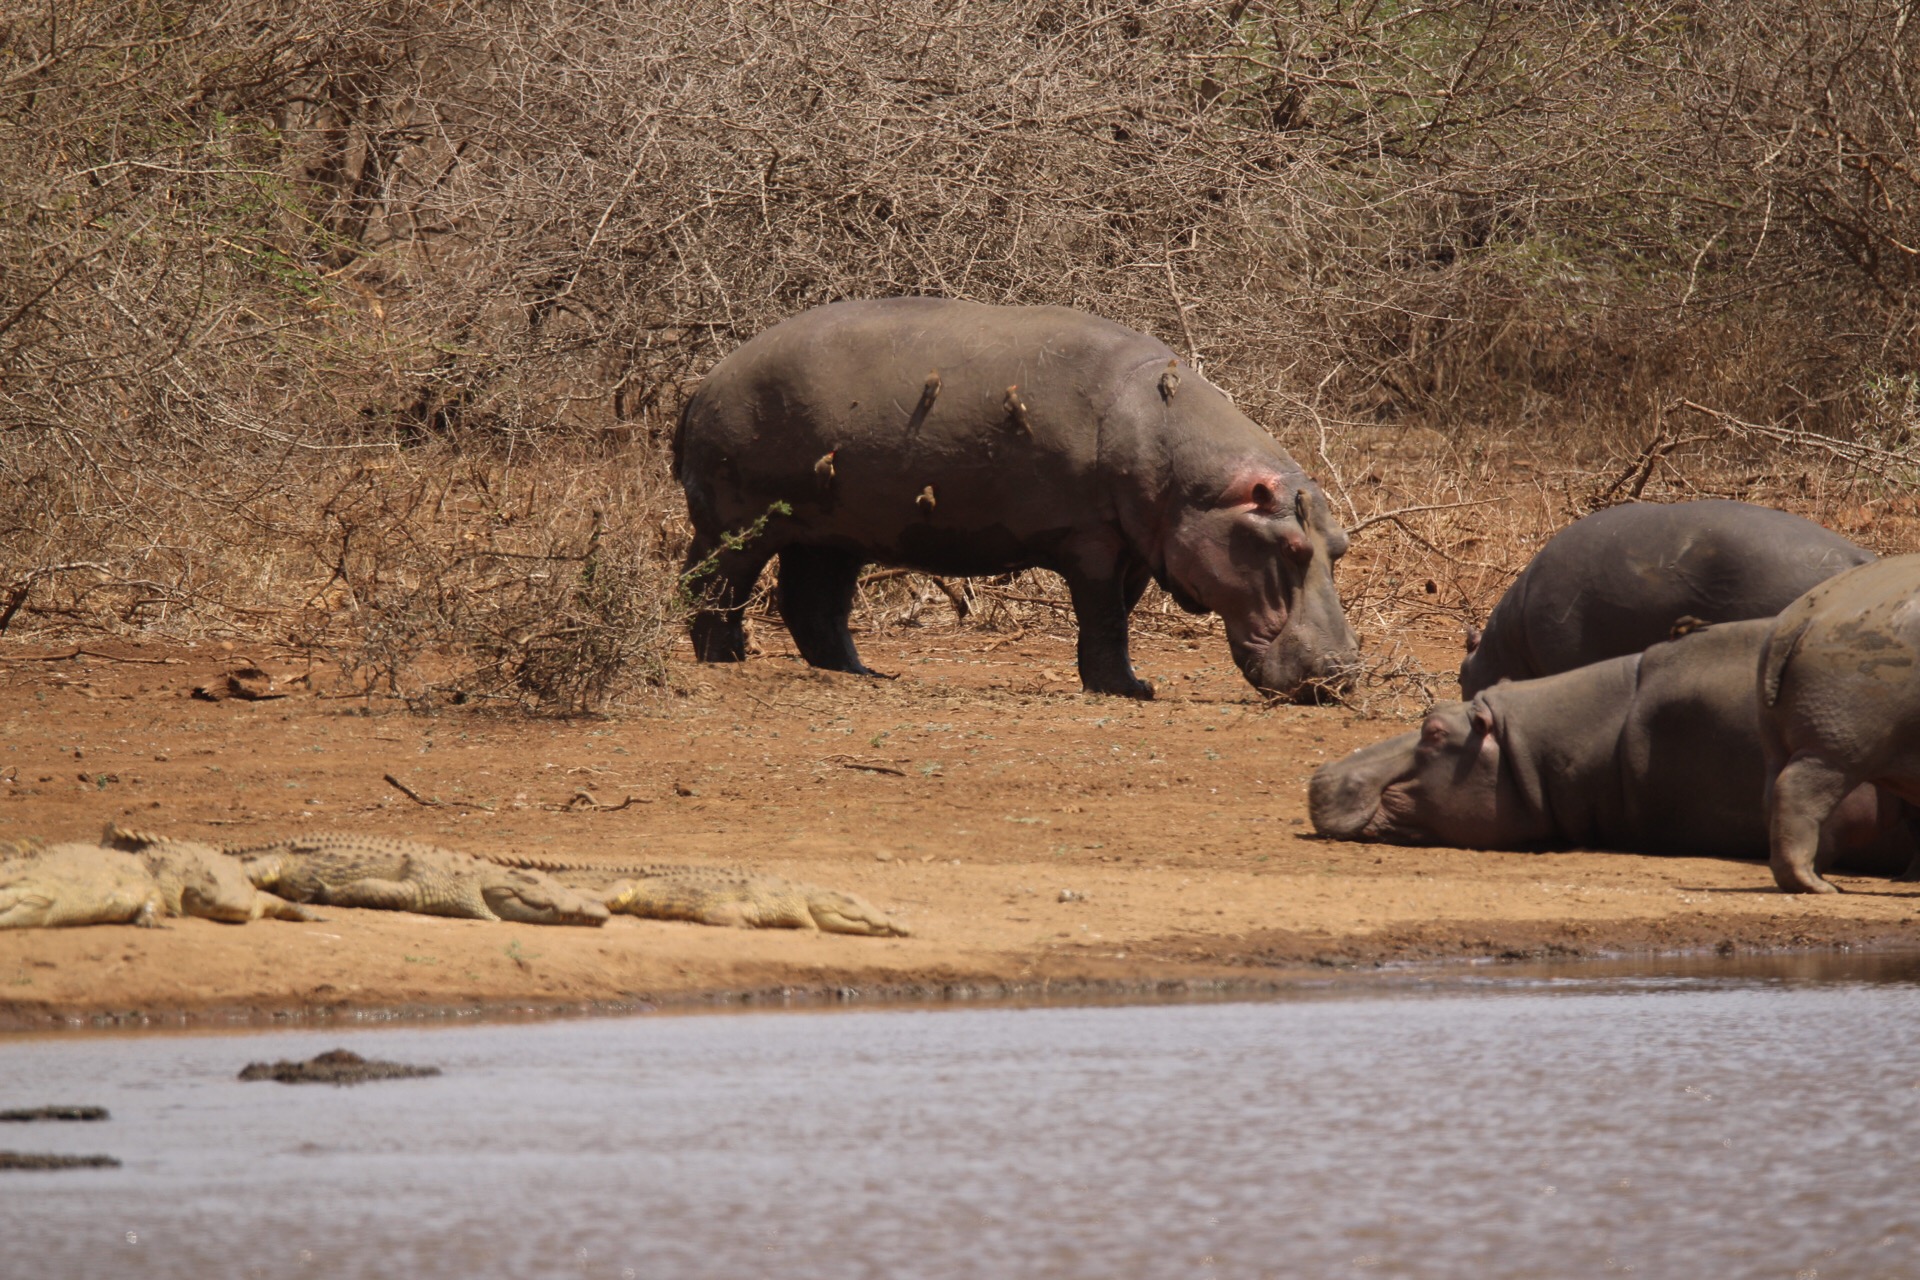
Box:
674;297;1359;702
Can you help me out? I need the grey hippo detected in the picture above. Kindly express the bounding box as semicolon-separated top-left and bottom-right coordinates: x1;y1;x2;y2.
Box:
1460;500;1873;696
1760;554;1920;892
1312;619;1915;876
674;298;1359;701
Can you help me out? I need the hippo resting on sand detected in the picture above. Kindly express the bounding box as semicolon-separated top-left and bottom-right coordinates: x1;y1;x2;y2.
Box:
1761;555;1920;893
1312;619;1915;876
1459;500;1873;696
674;298;1359;701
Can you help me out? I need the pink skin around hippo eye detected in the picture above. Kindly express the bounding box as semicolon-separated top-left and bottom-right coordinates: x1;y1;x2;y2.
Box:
1219;475;1290;513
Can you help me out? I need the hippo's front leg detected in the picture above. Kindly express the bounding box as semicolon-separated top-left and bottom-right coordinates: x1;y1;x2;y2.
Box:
1059;549;1155;699
1766;752;1856;893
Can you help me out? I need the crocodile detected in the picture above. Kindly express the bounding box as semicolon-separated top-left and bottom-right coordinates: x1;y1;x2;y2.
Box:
103;826;319;922
602;868;910;936
220;833;612;927
234;837;910;936
0;842;165;929
0;828;318;929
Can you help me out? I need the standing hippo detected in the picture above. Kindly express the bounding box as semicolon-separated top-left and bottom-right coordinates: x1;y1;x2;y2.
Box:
1459;500;1873;696
1760;555;1920;893
674;298;1360;700
1311;619;1914;874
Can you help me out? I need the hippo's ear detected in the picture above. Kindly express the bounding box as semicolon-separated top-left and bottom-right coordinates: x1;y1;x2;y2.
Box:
1250;481;1283;513
1464;626;1482;654
1468;698;1497;738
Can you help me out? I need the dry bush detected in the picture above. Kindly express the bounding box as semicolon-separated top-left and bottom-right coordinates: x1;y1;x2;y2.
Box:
5;1;1919;711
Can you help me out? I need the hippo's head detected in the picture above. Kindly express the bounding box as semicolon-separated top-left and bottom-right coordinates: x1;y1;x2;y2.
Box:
1161;473;1360;702
1308;698;1541;846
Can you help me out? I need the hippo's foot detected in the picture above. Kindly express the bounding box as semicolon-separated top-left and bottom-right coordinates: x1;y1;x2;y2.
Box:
1770;863;1842;893
1768;756;1855;894
1081;674;1155;700
690;614;748;663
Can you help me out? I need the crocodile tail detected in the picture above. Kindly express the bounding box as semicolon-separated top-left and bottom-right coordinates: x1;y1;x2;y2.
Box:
1760;617;1813;707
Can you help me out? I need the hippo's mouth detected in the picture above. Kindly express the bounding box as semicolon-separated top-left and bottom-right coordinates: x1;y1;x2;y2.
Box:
1229;625;1353;705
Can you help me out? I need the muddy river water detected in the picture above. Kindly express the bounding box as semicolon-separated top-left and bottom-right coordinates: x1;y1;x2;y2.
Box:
4;954;1920;1279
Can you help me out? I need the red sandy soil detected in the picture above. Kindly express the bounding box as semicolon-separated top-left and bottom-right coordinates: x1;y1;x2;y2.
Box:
3;621;1916;1030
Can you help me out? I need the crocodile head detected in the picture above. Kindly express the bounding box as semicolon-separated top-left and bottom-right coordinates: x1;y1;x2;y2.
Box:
804;888;910;937
484;868;611;927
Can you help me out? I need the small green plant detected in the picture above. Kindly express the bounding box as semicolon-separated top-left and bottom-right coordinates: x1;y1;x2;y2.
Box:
676;500;792;606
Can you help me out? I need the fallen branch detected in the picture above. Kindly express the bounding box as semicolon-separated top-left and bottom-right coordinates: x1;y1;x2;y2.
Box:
859;568;970;621
821;753;909;776
1345;499;1503;538
1674;399;1917;481
382;773;439;807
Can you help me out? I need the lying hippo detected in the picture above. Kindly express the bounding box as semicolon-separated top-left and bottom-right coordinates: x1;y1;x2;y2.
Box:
1459;500;1873;696
1312;619;1914;874
674;298;1359;700
1760;555;1920;892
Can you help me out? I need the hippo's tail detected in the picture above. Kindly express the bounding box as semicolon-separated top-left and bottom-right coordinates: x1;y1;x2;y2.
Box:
669;392;697;482
1760;617;1813;707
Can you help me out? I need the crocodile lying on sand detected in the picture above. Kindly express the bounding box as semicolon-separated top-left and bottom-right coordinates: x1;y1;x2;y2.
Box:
2;829;909;935
0;843;165;929
105;827;319;923
599;867;909;936
231;835;910;936
220;833;613;927
0;829;316;929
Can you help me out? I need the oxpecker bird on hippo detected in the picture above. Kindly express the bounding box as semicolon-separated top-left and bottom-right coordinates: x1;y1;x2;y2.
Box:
673;298;1360;701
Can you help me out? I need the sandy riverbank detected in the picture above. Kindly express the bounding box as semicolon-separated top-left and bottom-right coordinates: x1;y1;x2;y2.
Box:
4;629;1915;1030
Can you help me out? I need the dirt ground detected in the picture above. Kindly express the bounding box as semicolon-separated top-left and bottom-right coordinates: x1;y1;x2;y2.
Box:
3;617;1917;1031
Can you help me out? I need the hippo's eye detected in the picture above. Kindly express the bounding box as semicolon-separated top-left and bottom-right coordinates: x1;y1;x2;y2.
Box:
1293;489;1309;524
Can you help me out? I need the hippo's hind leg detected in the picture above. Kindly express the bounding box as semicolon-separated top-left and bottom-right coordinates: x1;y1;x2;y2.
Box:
776;546;872;675
684;529;774;663
1061;553;1154;700
1766;751;1856;893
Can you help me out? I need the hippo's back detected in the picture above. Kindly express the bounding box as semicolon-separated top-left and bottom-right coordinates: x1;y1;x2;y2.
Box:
1460;500;1873;696
673;298;1222;574
676;298;1163;474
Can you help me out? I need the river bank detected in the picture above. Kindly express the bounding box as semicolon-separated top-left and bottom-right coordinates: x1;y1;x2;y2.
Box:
4;629;1915;1030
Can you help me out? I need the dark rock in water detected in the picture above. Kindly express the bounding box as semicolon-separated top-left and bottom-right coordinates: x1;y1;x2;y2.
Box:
237;1048;440;1085
0;1151;120;1170
0;1106;109;1122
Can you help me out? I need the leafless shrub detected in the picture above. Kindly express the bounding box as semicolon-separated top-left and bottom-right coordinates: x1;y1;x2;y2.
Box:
4;0;1919;699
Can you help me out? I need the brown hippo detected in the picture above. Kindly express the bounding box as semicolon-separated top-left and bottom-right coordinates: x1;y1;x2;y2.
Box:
674;298;1359;701
1460;500;1874;696
1760;554;1920;893
1312;619;1914;875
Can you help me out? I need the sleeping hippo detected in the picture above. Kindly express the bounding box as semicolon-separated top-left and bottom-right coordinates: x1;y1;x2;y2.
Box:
1459;500;1874;696
1759;555;1920;892
674;298;1360;701
1312;619;1914;874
